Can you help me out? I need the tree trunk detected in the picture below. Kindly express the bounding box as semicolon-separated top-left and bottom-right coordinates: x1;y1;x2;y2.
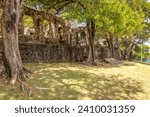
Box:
120;37;134;61
106;36;121;60
86;19;96;65
124;38;135;61
1;0;27;84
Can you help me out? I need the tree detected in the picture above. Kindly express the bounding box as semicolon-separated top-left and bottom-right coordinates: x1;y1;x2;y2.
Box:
134;43;150;61
65;0;146;61
121;0;150;60
1;0;28;84
64;0;101;65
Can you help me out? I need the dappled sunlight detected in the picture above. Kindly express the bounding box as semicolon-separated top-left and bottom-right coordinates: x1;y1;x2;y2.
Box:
52;73;60;78
0;62;150;100
27;65;146;100
25;63;150;100
0;93;6;97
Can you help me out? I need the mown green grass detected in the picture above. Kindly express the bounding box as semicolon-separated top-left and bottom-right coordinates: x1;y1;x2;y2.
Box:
0;62;150;100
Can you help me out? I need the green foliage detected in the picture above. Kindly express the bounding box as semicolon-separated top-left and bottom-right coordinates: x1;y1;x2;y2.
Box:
24;0;149;38
134;0;150;41
43;20;49;26
23;0;150;60
24;0;73;11
64;0;145;38
134;44;150;59
96;0;145;37
23;15;34;27
25;0;40;7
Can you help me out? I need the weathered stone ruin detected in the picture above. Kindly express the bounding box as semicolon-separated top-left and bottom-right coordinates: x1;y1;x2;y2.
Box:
0;6;88;63
0;6;108;63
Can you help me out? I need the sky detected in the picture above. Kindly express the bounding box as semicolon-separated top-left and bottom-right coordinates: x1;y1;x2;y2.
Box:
145;41;150;46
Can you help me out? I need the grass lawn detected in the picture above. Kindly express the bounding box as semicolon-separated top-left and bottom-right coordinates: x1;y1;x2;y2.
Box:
0;62;150;100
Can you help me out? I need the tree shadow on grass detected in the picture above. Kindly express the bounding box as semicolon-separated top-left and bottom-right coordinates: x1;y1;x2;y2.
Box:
84;76;144;100
27;68;145;100
0;67;145;100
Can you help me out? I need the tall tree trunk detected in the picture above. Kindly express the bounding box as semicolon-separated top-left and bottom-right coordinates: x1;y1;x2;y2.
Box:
123;37;135;61
87;19;95;65
125;42;134;61
106;35;121;60
2;0;27;84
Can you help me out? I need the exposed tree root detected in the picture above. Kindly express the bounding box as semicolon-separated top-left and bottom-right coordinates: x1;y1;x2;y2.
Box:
23;67;33;74
0;67;49;97
10;68;32;85
17;76;50;97
86;60;97;66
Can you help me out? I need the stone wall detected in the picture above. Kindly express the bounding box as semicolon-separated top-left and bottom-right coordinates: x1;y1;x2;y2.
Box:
0;42;84;63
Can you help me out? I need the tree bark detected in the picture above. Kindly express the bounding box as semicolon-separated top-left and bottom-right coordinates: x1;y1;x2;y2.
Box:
106;35;121;60
1;0;27;84
123;37;135;61
86;19;96;65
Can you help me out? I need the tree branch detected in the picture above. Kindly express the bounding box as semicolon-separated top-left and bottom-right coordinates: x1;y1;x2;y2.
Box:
54;0;86;14
0;0;4;8
56;1;75;13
